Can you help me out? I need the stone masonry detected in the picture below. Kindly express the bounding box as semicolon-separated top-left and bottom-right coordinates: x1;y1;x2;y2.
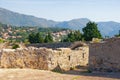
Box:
1;38;120;72
89;38;120;72
0;43;89;71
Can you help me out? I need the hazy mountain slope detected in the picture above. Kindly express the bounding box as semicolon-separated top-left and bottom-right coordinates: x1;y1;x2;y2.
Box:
56;18;90;30
97;21;120;36
56;19;120;36
0;7;120;37
0;8;57;27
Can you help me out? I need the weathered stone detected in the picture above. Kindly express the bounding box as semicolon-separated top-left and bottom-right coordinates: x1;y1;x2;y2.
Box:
0;44;89;71
89;37;120;72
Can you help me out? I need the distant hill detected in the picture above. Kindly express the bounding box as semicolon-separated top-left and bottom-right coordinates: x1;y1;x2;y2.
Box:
56;20;120;37
0;8;57;27
56;18;90;30
97;21;120;37
0;7;120;37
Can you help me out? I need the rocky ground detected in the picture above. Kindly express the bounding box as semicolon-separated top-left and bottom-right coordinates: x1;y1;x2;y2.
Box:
0;69;119;80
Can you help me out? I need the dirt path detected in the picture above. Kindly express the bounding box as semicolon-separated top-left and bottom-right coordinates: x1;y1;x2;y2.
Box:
0;69;119;80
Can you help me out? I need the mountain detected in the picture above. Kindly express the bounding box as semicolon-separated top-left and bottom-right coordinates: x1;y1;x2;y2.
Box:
56;18;90;30
0;8;57;27
0;7;90;30
0;7;120;37
56;20;120;37
97;21;120;37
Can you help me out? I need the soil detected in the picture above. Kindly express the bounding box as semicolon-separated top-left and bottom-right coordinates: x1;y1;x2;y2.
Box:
0;69;119;80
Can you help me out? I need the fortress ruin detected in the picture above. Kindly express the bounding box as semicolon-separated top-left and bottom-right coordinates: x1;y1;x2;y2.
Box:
89;38;120;72
0;38;120;72
0;42;89;71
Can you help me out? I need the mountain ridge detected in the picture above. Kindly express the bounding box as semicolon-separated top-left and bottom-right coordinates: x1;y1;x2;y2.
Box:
0;7;58;27
0;7;120;37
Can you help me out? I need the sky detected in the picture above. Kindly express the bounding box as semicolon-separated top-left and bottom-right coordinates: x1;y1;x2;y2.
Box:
0;0;120;22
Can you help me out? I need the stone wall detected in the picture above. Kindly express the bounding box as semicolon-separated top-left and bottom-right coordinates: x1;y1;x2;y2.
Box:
26;42;72;49
89;38;120;72
0;47;50;70
48;46;89;71
0;45;89;71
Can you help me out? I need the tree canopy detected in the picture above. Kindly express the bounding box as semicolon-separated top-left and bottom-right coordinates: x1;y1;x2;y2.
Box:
28;32;53;43
82;22;102;41
28;32;44;43
44;33;53;43
62;30;82;42
28;22;102;43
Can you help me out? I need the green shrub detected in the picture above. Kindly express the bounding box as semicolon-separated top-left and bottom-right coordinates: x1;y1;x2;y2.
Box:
12;44;20;49
0;38;5;43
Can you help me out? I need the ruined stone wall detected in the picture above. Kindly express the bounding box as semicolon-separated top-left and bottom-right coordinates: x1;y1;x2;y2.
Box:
48;46;89;71
0;45;89;71
26;42;72;49
89;38;120;72
0;47;51;70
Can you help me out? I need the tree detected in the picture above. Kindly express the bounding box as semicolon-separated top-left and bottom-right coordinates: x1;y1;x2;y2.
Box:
74;30;82;41
35;33;44;43
62;30;82;42
28;33;36;43
28;32;44;43
82;22;102;41
44;35;49;43
44;33;53;43
62;32;75;42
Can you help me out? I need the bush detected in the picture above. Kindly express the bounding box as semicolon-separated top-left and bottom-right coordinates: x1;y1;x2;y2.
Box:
12;44;20;49
0;38;5;43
